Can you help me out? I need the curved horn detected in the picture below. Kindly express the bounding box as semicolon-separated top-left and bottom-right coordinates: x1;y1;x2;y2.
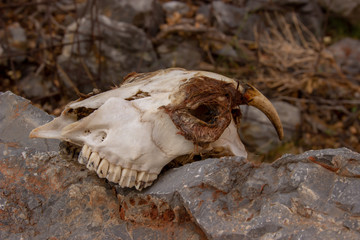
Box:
240;83;284;140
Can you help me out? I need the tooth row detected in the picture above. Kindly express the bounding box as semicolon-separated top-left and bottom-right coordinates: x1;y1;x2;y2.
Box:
78;144;158;190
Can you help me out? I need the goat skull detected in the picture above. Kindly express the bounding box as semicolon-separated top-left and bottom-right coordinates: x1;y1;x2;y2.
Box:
30;68;283;190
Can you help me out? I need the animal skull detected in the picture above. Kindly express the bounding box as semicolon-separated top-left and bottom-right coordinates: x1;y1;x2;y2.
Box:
30;68;283;190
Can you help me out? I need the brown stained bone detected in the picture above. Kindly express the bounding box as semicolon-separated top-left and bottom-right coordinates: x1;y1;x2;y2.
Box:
66;107;97;121
125;90;150;101
162;76;243;146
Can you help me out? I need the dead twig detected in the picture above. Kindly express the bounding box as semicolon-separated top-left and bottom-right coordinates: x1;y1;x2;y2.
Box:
56;63;82;96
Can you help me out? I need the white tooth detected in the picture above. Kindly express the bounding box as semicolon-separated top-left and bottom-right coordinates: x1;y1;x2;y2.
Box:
137;171;148;182
84;144;91;159
135;182;142;190
78;144;90;164
139;180;155;190
87;152;101;171
96;158;109;178
135;172;158;190
107;164;122;183
119;169;137;188
135;171;147;190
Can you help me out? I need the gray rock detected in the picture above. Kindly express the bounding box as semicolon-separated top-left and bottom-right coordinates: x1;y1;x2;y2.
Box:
162;1;190;16
214;44;239;60
1;92;360;240
57;15;158;95
196;3;211;22
0;91;59;158
328;38;360;79
212;42;255;63
212;1;324;42
2;22;27;62
212;1;262;41
79;0;164;36
240;101;301;153
212;1;246;33
7;22;27;46
118;148;360;240
317;0;360;25
18;69;58;99
157;40;202;69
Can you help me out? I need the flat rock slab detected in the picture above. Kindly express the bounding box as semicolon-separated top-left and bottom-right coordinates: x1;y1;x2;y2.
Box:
118;148;360;240
0;91;59;157
1;92;360;240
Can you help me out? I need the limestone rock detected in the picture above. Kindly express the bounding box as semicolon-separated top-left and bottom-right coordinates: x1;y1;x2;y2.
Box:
118;148;360;239
0;91;59;157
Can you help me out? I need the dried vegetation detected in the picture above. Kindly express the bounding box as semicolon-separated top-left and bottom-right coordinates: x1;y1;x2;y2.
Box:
0;0;359;155
253;13;360;153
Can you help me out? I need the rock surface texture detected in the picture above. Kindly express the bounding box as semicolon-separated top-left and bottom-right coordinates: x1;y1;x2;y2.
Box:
1;92;360;239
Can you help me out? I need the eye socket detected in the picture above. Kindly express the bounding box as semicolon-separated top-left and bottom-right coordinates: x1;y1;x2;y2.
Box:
188;104;219;124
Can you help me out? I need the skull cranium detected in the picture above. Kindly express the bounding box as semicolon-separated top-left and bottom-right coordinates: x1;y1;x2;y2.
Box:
30;68;283;190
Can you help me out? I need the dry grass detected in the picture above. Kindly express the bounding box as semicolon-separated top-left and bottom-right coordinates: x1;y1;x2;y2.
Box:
252;13;360;152
0;2;359;153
